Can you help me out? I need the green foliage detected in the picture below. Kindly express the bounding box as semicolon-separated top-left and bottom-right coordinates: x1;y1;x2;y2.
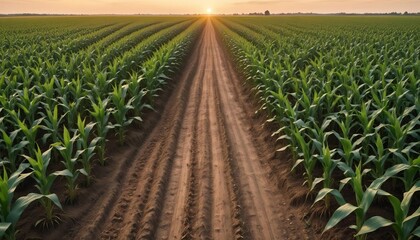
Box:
24;147;68;226
0;129;28;172
0;16;204;236
0;164;37;240
109;83;135;144
75;115;99;186
215;16;420;239
89;96;112;165
53;126;85;203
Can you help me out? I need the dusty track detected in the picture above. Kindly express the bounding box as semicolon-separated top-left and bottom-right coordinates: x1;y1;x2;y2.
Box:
23;19;311;240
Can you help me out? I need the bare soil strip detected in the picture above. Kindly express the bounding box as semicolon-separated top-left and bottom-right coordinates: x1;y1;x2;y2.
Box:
23;18;312;240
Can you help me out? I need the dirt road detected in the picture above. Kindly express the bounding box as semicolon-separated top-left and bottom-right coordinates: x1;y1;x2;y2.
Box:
30;19;310;240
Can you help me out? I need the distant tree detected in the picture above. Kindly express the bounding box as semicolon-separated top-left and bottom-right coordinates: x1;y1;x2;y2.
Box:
404;11;408;15
265;10;270;15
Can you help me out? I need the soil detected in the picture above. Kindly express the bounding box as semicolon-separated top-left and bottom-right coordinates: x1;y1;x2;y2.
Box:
18;18;341;240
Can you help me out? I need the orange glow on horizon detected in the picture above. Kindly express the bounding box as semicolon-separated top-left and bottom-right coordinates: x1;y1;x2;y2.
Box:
1;0;419;14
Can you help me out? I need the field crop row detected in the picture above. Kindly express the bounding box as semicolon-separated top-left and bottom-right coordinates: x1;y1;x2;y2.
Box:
0;16;204;239
215;16;420;239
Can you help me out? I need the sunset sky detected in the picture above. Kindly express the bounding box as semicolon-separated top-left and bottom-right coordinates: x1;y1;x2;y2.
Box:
1;0;419;14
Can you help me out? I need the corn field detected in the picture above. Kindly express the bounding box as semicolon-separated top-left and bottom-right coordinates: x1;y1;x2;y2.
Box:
1;15;419;240
0;16;204;239
214;16;420;239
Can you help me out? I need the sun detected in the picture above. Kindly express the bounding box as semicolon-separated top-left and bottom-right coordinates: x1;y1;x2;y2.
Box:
207;8;212;14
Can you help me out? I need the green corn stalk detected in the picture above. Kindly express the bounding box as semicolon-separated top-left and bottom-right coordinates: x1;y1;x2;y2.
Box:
57;95;84;130
323;71;342;115
332;113;362;168
24;147;71;227
89;96;113;165
126;72;152;119
35;77;55;110
0;129;28;172
68;77;85;102
53;76;70;98
385;109;419;165
0;163;62;240
53;126;86;203
142;56;169;102
315;164;410;239
310;117;336;198
401;156;420;193
356;180;420;240
355;101;382;155
370;87;388;110
311;144;336;209
88;71;113;100
367;133;390;178
270;88;298;159
16;87;41;125
8;110;43;156
76;115;99;186
109;83;138;144
40;104;64;148
0;93;16;116
107;60;120;79
291;121;316;189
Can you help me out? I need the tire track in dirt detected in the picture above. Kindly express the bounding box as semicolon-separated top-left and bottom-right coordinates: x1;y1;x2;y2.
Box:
155;22;251;239
152;28;207;240
51;18;309;240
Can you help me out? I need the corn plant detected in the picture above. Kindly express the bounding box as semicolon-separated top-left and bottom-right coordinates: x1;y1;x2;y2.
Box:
332;113;362;168
40;104;64;148
403;156;420;192
0;93;17;120
89;96;113;165
53;126;85;203
270;88;299;159
366;133;390;178
88;70;113;100
0;164;60;240
354;102;381;153
291;121;316;189
9;111;43;156
35;77;55;110
15;87;41;125
126;72;151;119
311;144;337;209
75;115;99;186
356;179;420;240
57;95;84;131
0;129;28;172
24;147;70;228
109;83;137;144
142;53;171;102
314;164;410;239
310;118;336;196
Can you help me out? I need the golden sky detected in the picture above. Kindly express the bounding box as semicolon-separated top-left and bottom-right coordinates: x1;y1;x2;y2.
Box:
1;0;419;14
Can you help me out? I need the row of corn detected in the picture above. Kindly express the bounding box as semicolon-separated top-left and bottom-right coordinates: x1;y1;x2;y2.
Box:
0;17;204;239
214;16;420;240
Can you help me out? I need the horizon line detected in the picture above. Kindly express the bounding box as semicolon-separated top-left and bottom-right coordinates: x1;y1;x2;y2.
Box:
1;11;420;16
